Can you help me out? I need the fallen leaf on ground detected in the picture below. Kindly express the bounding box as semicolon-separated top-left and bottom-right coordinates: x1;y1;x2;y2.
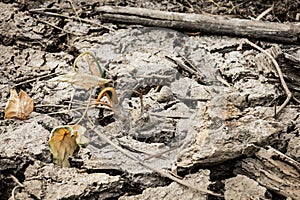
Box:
49;126;79;167
49;125;90;167
49;72;112;90
4;89;34;120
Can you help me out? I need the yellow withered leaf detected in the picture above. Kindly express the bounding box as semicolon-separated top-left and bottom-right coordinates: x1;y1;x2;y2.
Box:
4;89;34;120
48;126;79;167
48;125;90;167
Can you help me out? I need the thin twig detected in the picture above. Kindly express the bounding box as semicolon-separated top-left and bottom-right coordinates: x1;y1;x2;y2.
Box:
149;112;190;119
293;96;300;104
255;4;274;21
37;19;83;36
10;175;24;187
143;145;180;161
88;124;223;197
35;104;69;108
216;75;232;88
47;105;95;115
68;90;75;111
118;142;153;155
207;0;220;7
74;89;93;125
243;39;292;117
10;175;24;200
11;186;22;200
14;72;60;87
68;0;82;25
29;10;114;32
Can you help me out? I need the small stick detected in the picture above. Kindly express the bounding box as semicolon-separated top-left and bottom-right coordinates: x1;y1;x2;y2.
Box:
10;175;24;200
293;96;300;104
68;91;75;111
143;145;180;161
255;4;274;21
89;124;223;197
243;39;292;117
29;10;114;32
208;0;220;7
118;142;153;155
35;104;69;108
37;19;83;36
10;175;24;187
149;112;190;119
47;105;95;115
74;89;93;125
68;0;82;25
14;72;60;86
216;75;232;88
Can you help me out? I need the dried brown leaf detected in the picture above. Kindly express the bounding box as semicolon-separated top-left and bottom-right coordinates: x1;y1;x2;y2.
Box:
48;125;90;167
4;89;34;120
48;126;79;167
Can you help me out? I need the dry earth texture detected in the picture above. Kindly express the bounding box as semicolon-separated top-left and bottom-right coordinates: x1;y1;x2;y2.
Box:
0;0;300;200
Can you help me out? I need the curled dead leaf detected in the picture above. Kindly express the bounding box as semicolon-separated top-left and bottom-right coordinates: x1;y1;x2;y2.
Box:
49;126;78;167
48;125;90;167
4;89;34;120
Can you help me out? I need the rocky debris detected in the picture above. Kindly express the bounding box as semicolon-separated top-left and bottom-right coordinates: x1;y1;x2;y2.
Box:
119;170;211;200
0;2;58;48
224;175;270;200
287;135;300;162
10;161;122;200
0;116;52;158
0;44;74;109
235;146;300;199
285;116;300;162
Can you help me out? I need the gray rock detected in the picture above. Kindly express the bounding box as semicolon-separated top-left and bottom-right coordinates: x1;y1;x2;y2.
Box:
157;86;174;103
224;175;270;200
119;170;211;200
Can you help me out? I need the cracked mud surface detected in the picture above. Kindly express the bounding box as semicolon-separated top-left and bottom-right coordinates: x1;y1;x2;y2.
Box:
1;1;300;200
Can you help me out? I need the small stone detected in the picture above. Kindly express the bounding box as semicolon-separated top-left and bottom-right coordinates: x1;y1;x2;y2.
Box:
224;175;270;200
157;86;174;103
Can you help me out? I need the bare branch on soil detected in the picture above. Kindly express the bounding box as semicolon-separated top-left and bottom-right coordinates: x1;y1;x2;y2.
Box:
96;6;300;43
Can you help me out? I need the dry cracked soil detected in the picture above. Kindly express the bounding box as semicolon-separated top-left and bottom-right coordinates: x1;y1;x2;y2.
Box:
0;0;300;200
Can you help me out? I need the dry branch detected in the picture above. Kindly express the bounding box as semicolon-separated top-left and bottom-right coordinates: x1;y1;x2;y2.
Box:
96;6;300;43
